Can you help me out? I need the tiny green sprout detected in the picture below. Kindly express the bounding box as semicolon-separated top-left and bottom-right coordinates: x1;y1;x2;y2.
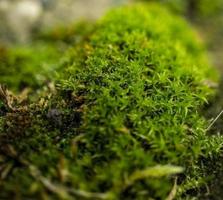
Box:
127;165;184;186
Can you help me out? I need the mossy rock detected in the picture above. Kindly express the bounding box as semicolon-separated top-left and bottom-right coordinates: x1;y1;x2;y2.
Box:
0;3;222;200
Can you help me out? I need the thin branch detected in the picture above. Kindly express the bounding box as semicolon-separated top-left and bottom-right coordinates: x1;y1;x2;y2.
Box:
206;109;223;131
166;177;178;200
29;164;111;200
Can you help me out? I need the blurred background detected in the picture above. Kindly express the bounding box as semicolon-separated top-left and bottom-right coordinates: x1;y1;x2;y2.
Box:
0;0;222;66
0;0;129;43
0;0;222;91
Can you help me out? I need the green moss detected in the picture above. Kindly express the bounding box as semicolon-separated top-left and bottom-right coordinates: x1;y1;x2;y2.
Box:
0;21;94;95
0;43;58;93
0;3;222;200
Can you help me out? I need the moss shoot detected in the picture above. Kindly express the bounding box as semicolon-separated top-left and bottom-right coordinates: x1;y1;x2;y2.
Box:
0;3;222;200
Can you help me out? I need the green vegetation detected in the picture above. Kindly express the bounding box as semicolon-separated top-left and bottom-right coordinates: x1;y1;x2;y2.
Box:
0;3;223;200
0;21;94;95
0;43;60;93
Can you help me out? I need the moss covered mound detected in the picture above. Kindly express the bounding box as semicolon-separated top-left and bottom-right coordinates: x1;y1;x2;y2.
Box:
0;4;223;200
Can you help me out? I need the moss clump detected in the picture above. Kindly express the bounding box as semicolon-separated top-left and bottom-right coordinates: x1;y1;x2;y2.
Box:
0;3;222;200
